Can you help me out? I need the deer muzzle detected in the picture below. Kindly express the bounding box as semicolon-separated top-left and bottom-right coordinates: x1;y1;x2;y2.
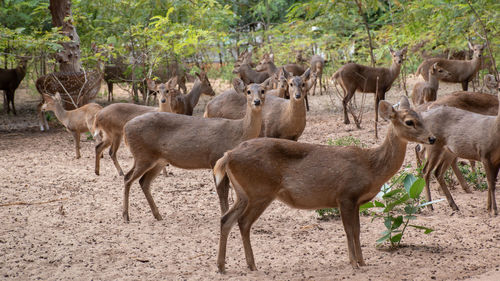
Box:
428;136;436;144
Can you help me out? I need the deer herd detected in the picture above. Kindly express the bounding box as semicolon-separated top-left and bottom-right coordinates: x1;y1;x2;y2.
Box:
2;41;500;273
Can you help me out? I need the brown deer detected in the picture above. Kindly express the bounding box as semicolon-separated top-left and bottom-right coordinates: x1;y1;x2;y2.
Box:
233;56;270;84
411;63;452;105
203;78;248;119
332;47;408;129
41;92;102;159
213;96;436;272
164;71;215;115
414;91;498;199
205;68;311;140
36;69;102;131
483;74;499;93
310;55;325;95
93;78;175;176
0;57;28;115
266;69;288;98
419;102;500;215
415;42;485;91
121;79;267;221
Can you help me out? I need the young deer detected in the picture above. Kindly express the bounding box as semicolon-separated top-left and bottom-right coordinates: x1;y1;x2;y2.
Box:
93;78;175;176
415;42;485;91
310;55;325;95
166;71;215;115
420;98;500;215
266;69;288;98
121;79;267;221
411;63;452;105
233;56;270;84
205;69;311;140
41;92;103;159
332;47;407;129
213;96;435;272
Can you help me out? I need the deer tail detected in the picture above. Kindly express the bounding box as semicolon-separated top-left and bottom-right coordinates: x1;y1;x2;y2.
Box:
214;152;230;186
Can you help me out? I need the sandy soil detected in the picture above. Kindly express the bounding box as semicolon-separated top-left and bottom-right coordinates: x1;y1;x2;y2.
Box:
1;77;499;280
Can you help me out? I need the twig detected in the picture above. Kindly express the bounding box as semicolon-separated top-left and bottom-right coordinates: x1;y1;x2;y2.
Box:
0;197;68;207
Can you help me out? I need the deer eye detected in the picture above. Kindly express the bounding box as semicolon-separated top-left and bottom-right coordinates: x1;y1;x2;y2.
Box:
261;90;265;94
166;90;169;93
405;120;414;127
302;83;305;87
247;90;251;95
290;83;293;86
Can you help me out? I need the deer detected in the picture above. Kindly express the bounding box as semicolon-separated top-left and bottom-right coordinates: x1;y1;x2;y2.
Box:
415;42;485;91
414;91;498;200
213;96;436;273
121;78;267;221
266;69;288;98
205;68;312;140
483;74;499;93
0;57;28;115
411;62;452;105
310;55;325;96
93;78;176;176
41;92;103;159
164;71;215;115
256;53;306;79
233;55;270;84
332;47;407;135
419;99;500;215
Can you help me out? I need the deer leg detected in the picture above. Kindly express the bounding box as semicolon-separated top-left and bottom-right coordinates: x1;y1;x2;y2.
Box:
237;198;273;271
422;149;442;210
109;135;124;176
8;90;16;115
450;159;472;193
72;131;81;159
461;81;468;91
107;82;113;102
138;162;164;221
342;90;355;124
482;160;499;216
214;174;230;214
95;137;111;175
312;78;317;96
305;94;310;111
374;95;380;138
2;91;7;114
351;204;365;266
122;160;157;222
339;200;360;268
218;195;248;273
434;157;459;211
37;101;49;131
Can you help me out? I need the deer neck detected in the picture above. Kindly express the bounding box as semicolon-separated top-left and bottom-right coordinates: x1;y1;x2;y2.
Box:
428;72;439;89
53;102;70;127
241;104;263;141
283;97;306;126
389;62;402;84
470;57;482;75
187;79;203;108
267;62;278;75
368;125;408;185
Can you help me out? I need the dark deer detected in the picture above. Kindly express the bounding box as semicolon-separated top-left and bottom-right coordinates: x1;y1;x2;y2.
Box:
0;57;28;115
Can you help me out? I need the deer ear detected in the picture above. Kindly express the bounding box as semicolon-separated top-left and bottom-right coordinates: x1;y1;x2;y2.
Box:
301;68;311;80
379;100;396;120
389;47;395;54
55;92;62;101
269;53;274;61
146;78;157;92
233;78;246;94
401;46;408;55
168;76;178;88
282;68;290;79
399;96;411;109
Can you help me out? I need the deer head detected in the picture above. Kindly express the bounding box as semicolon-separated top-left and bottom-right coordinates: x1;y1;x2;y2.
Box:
379;96;436;145
430;62;452;79
286;68;311;101
389;46;408;65
195;71;215;96
468;42;486;59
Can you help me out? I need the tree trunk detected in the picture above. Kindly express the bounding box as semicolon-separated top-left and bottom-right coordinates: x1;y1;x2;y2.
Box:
49;0;81;72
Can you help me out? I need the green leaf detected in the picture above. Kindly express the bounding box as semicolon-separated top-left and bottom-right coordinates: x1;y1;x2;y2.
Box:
409;224;434;234
404;205;417;215
374;200;385;207
383;188;403;199
376;233;391;244
390;233;402;243
384;217;392;230
409;178;425;199
359;201;374;212
403;174;417;193
384;194;409;212
392;216;404;229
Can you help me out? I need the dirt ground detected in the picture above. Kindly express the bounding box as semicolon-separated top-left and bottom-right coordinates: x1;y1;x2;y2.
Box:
1;77;499;281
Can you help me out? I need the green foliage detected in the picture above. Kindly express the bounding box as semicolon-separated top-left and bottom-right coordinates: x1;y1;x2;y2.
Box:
360;171;443;248
326;135;364;147
457;162;487;191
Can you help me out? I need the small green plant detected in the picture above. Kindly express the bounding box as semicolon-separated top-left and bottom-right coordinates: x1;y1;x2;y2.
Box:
326;135;364;147
85;132;93;140
316;136;364;219
360;171;443;248
458;162;487;190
